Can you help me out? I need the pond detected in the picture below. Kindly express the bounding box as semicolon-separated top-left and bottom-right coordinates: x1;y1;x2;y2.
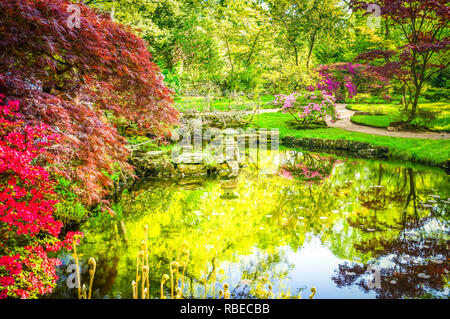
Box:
50;149;450;299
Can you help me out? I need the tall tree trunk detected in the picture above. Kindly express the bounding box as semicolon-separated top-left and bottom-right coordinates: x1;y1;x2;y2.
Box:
306;32;316;70
293;45;299;66
408;84;422;122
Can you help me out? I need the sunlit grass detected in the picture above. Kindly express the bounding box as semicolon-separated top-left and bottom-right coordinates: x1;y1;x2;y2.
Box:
174;95;276;112
252;112;450;166
348;102;450;132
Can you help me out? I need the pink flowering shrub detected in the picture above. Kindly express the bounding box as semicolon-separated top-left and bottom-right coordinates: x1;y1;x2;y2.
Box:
314;63;389;102
275;90;341;127
0;95;82;299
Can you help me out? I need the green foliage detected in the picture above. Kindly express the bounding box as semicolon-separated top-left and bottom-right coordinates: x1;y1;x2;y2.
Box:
174;95;276;112
261;64;319;94
127;136;175;153
424;88;450;103
53;177;90;225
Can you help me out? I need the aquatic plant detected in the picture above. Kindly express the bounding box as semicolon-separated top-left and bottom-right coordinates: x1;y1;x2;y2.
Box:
170;261;179;299
71;238;96;300
160;274;170;299
178;250;190;294
309;287;317;299
132;225;151;299
132;280;137;299
223;283;230;299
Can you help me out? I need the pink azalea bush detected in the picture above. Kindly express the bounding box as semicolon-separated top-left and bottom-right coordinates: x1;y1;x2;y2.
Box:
274;90;341;126
0;95;83;299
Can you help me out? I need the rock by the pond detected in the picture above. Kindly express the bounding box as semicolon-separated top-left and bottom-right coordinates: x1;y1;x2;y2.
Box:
144;150;165;159
131;150;177;178
181;110;248;129
178;164;208;177
173;152;205;164
281;136;389;159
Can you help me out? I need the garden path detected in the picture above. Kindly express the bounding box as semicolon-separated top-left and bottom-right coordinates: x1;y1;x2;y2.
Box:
246;104;449;140
328;104;449;140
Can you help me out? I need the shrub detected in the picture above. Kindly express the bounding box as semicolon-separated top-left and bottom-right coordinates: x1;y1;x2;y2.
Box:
423;88;450;102
274;90;341;127
411;108;442;128
53;177;90;226
0;96;81;298
314;63;389;102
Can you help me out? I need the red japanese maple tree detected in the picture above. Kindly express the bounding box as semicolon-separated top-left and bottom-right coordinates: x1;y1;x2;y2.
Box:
0;0;179;205
351;0;449;121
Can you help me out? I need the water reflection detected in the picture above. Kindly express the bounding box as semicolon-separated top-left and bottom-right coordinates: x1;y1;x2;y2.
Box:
51;150;449;299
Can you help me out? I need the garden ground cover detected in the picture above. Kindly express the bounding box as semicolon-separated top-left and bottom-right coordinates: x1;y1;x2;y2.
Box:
348;102;450;132
251;112;450;167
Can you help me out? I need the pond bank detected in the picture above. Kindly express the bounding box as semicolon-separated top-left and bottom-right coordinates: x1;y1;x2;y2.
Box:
253;112;450;171
281;136;449;171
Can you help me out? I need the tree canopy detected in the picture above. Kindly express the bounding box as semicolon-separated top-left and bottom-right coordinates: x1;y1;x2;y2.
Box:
0;0;179;205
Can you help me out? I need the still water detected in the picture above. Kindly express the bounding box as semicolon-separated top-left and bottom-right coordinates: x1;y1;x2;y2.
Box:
51;149;449;299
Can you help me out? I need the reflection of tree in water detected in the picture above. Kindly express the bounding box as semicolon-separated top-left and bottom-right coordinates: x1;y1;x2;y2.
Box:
358;166;414;210
333;239;449;299
278;152;340;184
230;249;296;299
82;247;121;298
49;243;122;299
333;165;450;298
53;151;449;299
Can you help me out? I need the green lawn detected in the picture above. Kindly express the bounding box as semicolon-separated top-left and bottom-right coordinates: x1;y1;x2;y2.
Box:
174;95;276;112
351;114;398;128
347;102;450;132
251;112;450;167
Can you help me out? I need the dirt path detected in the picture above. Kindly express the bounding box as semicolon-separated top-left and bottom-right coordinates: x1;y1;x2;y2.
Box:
247;105;449;140
326;104;449;140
